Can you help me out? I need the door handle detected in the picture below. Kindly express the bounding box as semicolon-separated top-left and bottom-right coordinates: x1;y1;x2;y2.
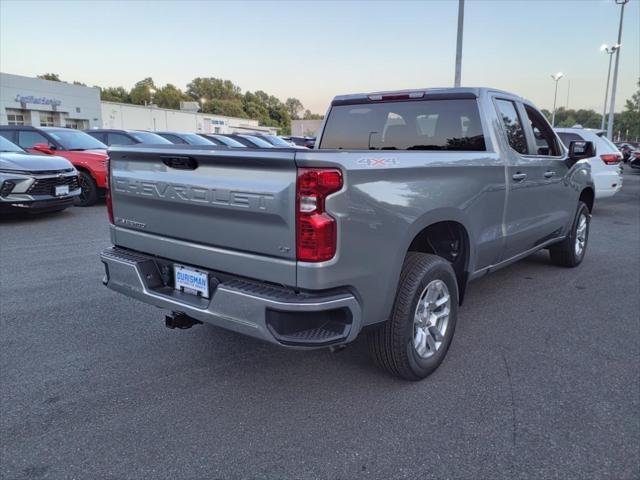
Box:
161;156;198;170
512;172;527;182
544;170;556;178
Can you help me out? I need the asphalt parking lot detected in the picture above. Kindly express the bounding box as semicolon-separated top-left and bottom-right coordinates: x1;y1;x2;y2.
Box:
1;170;639;480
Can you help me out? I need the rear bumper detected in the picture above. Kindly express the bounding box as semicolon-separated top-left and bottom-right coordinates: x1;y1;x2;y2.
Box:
100;247;362;348
594;170;622;199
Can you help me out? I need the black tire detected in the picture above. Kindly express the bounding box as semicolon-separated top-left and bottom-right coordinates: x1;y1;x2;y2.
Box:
367;252;459;381
74;171;98;207
549;201;590;267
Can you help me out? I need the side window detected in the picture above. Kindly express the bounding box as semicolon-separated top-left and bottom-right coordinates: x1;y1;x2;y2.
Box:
108;133;135;145
87;132;107;144
0;131;17;143
525;106;561;156
161;134;186;144
18;131;51;148
556;132;583;148
495;99;528;155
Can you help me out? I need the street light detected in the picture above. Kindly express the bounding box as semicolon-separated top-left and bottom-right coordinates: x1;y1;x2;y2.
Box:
607;0;629;140
200;97;206;112
600;43;621;131
550;72;564;127
454;0;464;87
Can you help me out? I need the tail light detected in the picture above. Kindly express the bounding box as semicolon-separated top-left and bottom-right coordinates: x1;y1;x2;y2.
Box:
105;158;114;224
296;168;342;262
601;154;621;165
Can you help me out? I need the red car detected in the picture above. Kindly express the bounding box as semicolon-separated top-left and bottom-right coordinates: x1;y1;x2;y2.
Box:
0;126;108;206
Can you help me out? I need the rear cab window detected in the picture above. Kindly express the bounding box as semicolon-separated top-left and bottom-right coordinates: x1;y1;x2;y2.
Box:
319;98;486;151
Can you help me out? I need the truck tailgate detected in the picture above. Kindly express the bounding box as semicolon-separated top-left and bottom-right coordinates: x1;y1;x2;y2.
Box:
109;146;298;280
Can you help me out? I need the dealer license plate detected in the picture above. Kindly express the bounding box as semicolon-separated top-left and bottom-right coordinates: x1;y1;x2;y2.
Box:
174;265;209;298
55;185;69;196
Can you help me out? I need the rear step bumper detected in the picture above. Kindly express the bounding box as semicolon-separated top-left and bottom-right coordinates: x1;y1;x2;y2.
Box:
100;247;362;348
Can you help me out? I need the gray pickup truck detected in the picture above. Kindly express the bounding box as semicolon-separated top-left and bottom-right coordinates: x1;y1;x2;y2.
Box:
101;87;595;380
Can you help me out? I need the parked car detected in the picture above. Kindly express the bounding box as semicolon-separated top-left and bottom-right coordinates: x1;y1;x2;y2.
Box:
154;132;219;146
101;87;595;380
285;136;316;148
615;142;636;162
250;133;306;149
224;134;274;148
555;127;622;199
0;136;80;213
84;129;172;146
0;125;107;206
198;134;247;148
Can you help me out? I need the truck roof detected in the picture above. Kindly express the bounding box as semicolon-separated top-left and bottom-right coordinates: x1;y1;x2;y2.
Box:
331;87;525;105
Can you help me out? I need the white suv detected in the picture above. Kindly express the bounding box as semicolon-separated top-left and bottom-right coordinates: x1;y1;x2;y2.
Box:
555;127;623;199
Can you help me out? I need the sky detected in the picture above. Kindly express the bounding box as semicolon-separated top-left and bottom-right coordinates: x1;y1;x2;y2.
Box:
0;0;638;115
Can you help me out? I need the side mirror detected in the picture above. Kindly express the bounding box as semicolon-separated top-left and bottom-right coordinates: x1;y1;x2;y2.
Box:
32;143;55;155
568;140;594;162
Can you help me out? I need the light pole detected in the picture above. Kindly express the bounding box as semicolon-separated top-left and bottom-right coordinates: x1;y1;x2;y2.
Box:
600;43;620;131
148;88;156;131
550;72;564;127
607;0;629;140
200;97;206;112
454;0;464;87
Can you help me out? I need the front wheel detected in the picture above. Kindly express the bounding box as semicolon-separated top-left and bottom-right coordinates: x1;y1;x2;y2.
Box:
367;252;459;381
549;201;590;267
74;171;98;207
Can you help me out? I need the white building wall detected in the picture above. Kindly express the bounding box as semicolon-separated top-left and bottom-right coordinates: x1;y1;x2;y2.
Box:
291;119;323;137
100;102;277;134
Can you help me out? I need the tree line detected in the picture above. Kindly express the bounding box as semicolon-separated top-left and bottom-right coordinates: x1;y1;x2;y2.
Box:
35;73;640;141
37;73;323;135
538;79;639;141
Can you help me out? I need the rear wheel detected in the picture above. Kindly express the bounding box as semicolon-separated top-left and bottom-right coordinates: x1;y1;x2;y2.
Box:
367;252;459;381
549;201;590;267
74;171;98;207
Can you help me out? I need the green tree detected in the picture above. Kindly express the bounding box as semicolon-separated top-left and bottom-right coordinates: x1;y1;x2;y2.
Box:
203;99;247;118
72;80;87;86
130;77;157;105
37;73;61;81
186;77;242;102
100;86;131;103
285;98;304;120
613;79;640;141
303;109;324;120
154;84;189;109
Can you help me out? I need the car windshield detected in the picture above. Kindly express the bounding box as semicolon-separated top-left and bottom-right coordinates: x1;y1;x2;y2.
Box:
212;135;246;147
47;130;107;150
129;132;172;144
262;135;292;147
239;135;274;148
0;136;25;153
181;133;214;145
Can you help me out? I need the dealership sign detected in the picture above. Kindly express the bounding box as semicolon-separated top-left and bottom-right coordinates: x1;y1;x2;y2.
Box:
15;94;62;107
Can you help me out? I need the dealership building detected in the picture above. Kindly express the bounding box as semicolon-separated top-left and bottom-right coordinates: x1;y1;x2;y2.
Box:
0;72;102;129
1;72;276;134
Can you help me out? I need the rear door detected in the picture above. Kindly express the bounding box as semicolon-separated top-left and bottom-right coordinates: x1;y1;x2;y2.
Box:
109;146;298;261
521;103;572;238
493;97;560;260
